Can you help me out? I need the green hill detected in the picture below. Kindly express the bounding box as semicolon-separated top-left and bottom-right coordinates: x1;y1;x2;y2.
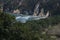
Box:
0;12;60;40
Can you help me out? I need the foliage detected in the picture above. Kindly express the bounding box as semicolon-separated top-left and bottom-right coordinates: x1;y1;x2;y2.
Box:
0;12;60;40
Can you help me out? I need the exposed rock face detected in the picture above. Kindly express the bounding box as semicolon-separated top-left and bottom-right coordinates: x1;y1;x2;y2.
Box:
13;9;20;14
3;0;49;12
1;0;60;15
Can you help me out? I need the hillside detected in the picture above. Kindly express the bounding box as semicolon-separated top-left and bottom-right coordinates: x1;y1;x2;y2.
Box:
0;0;60;16
47;24;60;40
0;0;60;40
0;12;60;40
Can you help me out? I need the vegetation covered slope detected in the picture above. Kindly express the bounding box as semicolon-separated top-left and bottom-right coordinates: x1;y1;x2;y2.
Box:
0;12;60;40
